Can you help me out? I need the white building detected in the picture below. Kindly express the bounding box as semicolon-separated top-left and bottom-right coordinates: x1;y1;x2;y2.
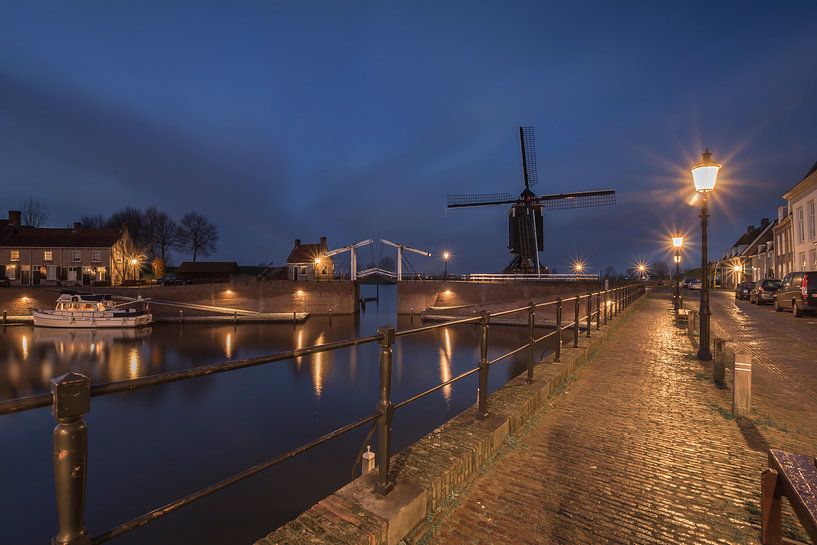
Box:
783;161;817;272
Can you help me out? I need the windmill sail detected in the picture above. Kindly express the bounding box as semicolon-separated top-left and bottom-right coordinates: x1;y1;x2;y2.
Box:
447;193;516;208
535;190;615;210
519;126;538;189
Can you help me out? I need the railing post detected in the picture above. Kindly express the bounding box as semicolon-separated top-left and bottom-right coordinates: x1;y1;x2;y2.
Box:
51;372;91;545
586;292;592;337
375;326;395;495
477;310;490;419
596;292;601;330
555;297;562;362
573;295;580;348
616;288;621;315
526;302;535;384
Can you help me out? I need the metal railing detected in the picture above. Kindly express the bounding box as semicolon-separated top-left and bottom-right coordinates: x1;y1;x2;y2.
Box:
1;284;645;544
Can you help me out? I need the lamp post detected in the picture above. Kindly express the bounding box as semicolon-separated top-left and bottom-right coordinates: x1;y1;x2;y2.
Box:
573;261;585;276
672;236;684;313
691;149;721;361
442;251;450;279
733;263;742;287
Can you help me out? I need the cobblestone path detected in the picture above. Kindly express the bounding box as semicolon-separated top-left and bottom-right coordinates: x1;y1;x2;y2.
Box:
431;294;812;545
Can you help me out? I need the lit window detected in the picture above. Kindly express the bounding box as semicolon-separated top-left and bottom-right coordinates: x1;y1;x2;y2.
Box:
798;207;805;242
300;266;307;275
809;201;816;239
44;250;53;261
10;250;19;261
72;251;81;262
6;265;16;280
92;250;101;262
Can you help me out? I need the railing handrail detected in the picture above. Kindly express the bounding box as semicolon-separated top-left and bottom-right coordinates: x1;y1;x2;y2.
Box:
9;283;645;545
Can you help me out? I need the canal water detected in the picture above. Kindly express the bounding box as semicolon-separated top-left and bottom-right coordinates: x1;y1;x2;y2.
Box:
0;285;556;545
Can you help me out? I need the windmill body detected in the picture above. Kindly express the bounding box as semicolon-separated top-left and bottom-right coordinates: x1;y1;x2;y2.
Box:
447;127;615;273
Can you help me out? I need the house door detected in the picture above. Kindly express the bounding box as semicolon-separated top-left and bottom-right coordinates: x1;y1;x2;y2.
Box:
21;265;30;285
67;267;78;283
33;268;42;285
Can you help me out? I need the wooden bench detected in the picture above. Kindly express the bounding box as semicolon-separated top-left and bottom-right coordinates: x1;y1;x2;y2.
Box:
761;449;817;544
676;308;689;326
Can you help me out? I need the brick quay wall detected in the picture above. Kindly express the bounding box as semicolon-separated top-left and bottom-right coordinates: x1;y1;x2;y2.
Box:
0;278;359;317
398;279;606;322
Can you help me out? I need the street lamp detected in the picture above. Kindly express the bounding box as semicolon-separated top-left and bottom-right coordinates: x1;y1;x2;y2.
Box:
672;236;684;313
691;149;721;361
573;260;585;276
442;251;451;279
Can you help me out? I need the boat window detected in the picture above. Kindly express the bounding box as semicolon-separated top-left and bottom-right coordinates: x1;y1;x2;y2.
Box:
83;304;93;310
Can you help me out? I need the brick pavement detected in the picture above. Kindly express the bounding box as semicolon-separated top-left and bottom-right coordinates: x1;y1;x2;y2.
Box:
430;294;812;545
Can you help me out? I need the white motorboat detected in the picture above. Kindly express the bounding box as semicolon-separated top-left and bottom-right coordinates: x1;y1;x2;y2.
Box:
32;292;153;328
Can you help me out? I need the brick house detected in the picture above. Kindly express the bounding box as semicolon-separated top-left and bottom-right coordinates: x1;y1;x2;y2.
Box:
286;237;334;281
772;205;793;279
0;210;136;286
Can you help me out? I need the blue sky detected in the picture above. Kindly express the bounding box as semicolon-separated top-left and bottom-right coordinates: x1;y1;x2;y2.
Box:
2;1;816;274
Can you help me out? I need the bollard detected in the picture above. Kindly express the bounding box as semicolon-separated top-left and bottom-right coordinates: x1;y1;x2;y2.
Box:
604;291;608;324
733;353;752;417
526;302;535;384
586;292;592;338
573;295;580;347
687;310;698;336
2;310;6;324
555;297;562;363
375;326;395;495
233;311;237;325
361;445;376;476
293;311;296;324
477;310;490;419
713;337;726;387
596;292;601;330
51;372;90;545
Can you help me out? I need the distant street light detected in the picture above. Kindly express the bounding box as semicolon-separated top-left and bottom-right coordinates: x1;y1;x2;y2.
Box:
672;236;684;313
442;251;451;279
691;149;721;361
573;260;585;275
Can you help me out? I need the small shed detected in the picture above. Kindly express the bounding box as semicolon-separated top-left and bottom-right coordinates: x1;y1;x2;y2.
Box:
175;261;241;284
286;237;333;281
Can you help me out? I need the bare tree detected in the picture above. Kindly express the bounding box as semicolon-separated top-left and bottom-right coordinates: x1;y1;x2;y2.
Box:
106;207;149;251
651;260;670;279
79;214;106;229
145;207;181;263
177;211;218;261
21;198;49;227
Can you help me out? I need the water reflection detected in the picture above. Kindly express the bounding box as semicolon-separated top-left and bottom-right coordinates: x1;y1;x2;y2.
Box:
438;328;454;402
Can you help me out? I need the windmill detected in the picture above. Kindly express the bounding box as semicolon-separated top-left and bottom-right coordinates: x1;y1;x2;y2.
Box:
447;127;615;273
381;239;432;281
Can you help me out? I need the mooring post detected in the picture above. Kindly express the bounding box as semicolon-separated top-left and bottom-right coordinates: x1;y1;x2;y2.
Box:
571;295;579;347
595;292;601;330
733;352;752;418
477;310;490;419
555;297;562;362
375;326;395;495
585;292;592;338
51;372;91;545
526;302;535;384
713;337;726;387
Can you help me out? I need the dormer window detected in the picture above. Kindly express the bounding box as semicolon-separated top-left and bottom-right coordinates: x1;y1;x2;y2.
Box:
44;250;53;261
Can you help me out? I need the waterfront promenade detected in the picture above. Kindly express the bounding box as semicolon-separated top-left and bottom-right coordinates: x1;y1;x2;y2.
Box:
430;293;814;544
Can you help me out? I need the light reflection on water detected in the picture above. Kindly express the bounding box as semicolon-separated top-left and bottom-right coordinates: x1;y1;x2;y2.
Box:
0;285;553;545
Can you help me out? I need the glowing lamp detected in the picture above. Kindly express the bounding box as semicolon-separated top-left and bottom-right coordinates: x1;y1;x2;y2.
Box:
672;236;684;248
442;251;450;261
674;255;681;264
733;264;742;272
691;150;721;193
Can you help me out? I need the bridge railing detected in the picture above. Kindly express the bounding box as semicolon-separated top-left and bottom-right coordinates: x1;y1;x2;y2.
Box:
0;284;645;544
459;273;601;282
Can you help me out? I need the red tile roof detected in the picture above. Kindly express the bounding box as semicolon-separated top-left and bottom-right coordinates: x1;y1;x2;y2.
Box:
287;243;326;264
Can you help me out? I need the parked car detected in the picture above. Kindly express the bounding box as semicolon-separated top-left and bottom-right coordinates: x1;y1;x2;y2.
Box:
681;278;695;289
774;271;817;317
688;279;702;290
750;279;781;305
0;276;10;288
157;274;190;286
734;281;756;300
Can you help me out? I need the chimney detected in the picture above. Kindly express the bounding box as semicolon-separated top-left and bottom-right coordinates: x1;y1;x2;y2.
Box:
294;238;301;247
320;236;327;247
747;225;755;233
761;217;770;228
8;210;21;226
